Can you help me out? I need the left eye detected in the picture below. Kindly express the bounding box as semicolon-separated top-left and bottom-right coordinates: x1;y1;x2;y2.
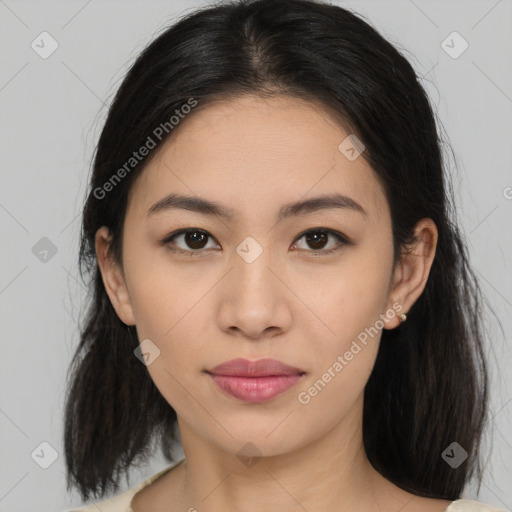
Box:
291;229;348;254
161;228;349;256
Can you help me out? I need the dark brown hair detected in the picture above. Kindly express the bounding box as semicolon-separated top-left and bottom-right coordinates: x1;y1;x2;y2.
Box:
64;0;490;501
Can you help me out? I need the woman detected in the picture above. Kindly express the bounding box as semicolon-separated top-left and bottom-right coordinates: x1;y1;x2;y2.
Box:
63;0;506;510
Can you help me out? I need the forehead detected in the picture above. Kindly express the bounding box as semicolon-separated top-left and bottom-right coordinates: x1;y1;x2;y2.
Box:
127;94;388;224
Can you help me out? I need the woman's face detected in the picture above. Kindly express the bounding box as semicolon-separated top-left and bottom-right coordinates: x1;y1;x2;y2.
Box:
97;94;422;459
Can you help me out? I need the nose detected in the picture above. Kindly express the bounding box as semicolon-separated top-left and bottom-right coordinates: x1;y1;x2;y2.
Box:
216;244;293;341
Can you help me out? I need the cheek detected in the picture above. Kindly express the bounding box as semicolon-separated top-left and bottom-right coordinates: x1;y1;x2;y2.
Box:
298;245;393;393
131;287;202;378
294;340;378;439
293;259;390;420
309;249;392;339
125;255;211;371
124;241;195;339
129;282;205;415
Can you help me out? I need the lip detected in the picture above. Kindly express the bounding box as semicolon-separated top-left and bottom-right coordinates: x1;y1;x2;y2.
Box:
208;358;305;377
206;358;306;403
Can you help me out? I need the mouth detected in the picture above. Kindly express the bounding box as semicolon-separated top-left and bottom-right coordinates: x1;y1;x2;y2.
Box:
207;357;306;377
205;358;306;403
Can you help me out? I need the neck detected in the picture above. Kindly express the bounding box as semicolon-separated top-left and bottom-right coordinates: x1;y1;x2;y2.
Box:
176;394;385;512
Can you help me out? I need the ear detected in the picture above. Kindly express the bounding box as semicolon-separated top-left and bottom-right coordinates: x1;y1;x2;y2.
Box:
95;226;136;326
384;218;438;329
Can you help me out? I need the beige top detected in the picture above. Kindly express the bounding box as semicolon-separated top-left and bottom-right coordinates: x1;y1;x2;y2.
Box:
67;458;509;512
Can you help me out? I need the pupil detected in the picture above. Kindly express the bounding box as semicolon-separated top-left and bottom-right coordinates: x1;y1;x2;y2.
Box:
306;231;327;250
186;231;207;249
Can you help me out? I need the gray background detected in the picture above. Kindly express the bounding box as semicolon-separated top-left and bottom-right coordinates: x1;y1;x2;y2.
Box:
0;0;511;511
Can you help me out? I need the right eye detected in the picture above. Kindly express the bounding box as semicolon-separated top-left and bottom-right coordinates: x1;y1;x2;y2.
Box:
160;228;220;256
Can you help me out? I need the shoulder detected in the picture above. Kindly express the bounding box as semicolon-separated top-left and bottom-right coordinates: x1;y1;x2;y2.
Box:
445;499;510;512
65;485;136;512
65;482;146;512
65;458;185;512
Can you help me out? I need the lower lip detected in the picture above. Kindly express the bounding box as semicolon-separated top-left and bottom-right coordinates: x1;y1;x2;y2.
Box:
208;373;304;403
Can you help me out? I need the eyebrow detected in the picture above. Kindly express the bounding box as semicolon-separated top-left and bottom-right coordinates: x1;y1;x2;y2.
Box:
147;192;367;222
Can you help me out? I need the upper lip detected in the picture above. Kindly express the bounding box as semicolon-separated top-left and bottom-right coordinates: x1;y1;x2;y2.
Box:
207;358;305;377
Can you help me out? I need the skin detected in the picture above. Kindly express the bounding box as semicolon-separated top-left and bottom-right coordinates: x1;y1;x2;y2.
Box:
95;94;450;512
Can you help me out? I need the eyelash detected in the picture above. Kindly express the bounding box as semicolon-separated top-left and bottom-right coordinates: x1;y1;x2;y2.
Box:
159;228;350;257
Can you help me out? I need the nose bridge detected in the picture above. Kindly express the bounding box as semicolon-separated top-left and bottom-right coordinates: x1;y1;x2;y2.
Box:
232;234;278;297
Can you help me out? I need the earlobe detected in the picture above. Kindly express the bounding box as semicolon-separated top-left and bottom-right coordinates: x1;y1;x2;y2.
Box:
95;226;136;326
384;218;438;330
